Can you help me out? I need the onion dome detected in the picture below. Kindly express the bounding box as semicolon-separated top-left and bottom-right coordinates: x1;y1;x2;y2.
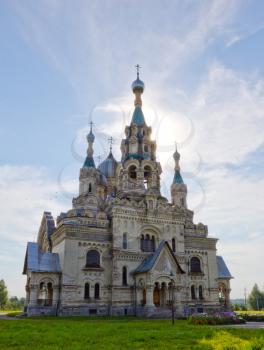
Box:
131;78;145;92
173;148;180;162
98;151;118;178
87;129;95;143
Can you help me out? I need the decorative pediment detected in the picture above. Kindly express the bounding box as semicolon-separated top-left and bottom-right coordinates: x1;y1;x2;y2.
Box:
134;241;185;276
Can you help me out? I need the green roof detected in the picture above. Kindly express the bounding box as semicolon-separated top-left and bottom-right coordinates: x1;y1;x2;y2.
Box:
173;170;184;184
83;156;95;168
131;106;145;125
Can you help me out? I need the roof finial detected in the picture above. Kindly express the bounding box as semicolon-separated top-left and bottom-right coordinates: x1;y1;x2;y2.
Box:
135;64;141;79
108;136;114;151
89;120;94;132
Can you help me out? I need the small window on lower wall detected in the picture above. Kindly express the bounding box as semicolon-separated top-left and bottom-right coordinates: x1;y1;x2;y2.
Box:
89;309;97;315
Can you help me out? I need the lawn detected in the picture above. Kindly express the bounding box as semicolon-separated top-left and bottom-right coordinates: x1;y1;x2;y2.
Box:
0;317;264;350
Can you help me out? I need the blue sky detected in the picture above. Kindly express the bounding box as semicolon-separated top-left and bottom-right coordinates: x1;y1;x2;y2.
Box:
0;0;264;298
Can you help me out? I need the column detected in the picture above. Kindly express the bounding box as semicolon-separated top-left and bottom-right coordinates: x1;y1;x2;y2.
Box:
145;285;154;307
29;284;38;306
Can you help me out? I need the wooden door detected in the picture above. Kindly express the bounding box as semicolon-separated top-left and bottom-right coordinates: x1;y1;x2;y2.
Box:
153;287;160;306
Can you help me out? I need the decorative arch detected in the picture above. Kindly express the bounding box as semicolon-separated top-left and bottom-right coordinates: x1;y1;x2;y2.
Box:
218;282;228;305
190;256;202;273
86;250;100;268
38;278;54;306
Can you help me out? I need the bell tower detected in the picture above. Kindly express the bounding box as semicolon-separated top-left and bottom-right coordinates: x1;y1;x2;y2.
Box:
170;146;187;208
118;66;161;195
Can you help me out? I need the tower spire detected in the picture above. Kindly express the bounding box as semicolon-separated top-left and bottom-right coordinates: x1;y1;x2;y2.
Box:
172;143;183;184
83;122;95;168
171;143;187;207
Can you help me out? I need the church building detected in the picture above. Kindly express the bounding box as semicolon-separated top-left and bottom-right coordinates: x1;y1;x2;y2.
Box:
23;70;232;317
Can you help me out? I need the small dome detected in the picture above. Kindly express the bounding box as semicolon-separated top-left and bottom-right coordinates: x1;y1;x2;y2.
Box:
173;149;180;161
98;151;118;178
87;130;95;143
131;78;145;92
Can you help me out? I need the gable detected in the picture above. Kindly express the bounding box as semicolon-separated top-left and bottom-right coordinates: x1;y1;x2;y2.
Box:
134;240;184;275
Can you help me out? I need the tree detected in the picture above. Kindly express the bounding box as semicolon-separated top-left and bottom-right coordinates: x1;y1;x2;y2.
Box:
7;296;26;310
0;279;8;309
248;284;264;310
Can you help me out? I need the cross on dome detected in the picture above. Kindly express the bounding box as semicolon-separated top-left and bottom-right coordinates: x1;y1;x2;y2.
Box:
135;64;141;79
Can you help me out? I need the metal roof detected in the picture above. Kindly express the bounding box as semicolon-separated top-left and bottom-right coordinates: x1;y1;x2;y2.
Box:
173;169;184;184
98;151;118;178
134;240;185;274
23;242;61;274
131;106;145;125
83;156;96;168
217;255;233;279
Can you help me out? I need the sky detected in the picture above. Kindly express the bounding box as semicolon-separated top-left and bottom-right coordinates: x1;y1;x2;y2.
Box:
0;0;264;299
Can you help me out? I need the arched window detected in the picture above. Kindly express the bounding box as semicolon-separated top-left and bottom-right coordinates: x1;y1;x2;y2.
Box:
140;234;156;252
146;234;151;252
86;250;100;268
88;183;92;193
140;234;144;251
181;197;184;206
172;238;176;252
199;285;203;300
94;283;100;299
191;285;196;300
190;257;202;273
151;236;156;252
128;165;137;179
144;166;151;188
123;233;127;249
122;266;127;286
84;283;90;299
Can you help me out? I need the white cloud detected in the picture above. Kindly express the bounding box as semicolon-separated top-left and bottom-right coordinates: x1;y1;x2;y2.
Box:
0;165;71;296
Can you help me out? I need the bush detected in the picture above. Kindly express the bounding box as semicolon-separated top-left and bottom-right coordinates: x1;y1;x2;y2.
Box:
188;314;246;326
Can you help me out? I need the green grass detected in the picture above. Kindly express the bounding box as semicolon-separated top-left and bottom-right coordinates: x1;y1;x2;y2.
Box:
0;317;264;349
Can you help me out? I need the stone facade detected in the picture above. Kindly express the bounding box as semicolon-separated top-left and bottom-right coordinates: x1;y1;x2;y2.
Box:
23;73;233;317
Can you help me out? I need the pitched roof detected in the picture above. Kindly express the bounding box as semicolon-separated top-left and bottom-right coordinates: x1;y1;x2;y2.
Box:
134;240;185;274
23;242;61;274
217;256;233;279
